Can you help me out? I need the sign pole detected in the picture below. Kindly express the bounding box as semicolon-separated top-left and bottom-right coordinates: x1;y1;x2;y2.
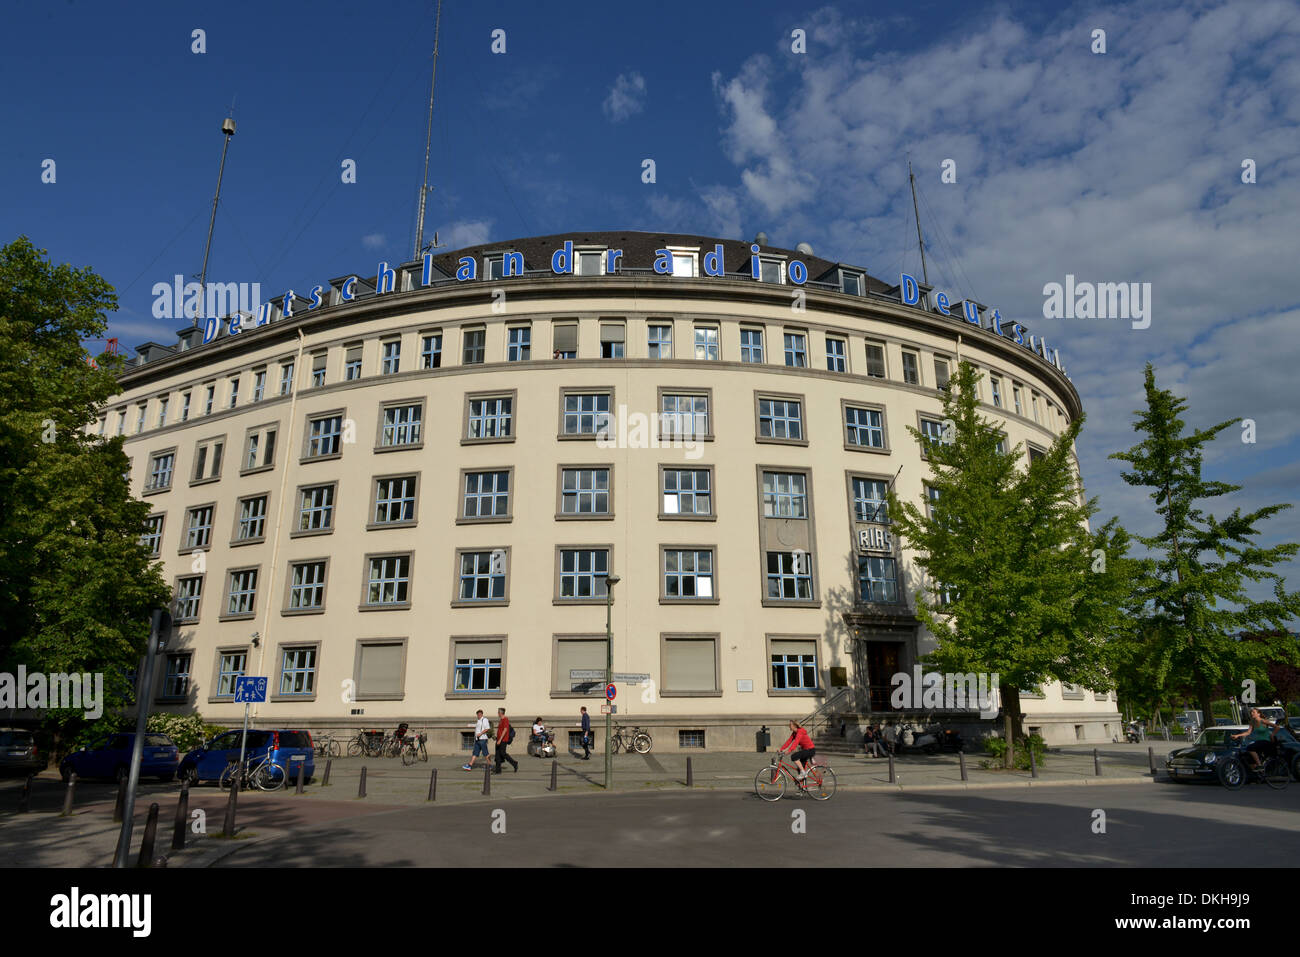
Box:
605;586;613;790
114;608;169;868
235;700;250;789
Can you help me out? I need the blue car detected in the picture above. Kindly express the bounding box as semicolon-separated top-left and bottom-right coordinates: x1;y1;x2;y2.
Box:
177;729;314;786
60;733;180;783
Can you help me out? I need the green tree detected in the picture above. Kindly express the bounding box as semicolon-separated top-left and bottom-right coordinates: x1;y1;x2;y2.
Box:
1110;364;1300;723
0;236;171;747
887;362;1137;764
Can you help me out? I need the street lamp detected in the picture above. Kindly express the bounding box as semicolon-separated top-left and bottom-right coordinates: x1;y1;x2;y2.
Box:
603;574;621;789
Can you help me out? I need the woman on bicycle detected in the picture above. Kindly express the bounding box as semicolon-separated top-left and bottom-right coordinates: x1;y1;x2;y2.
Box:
779;720;816;779
1232;709;1280;770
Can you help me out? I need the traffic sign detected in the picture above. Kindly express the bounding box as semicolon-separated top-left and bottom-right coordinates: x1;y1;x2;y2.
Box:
569;669;607;680
600;703;614;714
234;676;268;703
612;673;650;684
605;683;617;701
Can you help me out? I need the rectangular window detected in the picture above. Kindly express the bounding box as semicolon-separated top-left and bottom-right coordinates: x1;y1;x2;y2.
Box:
226;568;258;616
852;477;890;524
844;405;886;448
841;272;863;296
600;323;624;358
901;351;920;385
136;404;146;432
552;323;577;359
355;641;404;698
288;561;327;610
421;333;442;369
345;346;363;380
306;415;342;458
783;333;807;368
1013;384;1023;416
279;647;316;696
865;342;886;379
366;554;411;606
485;255;505;280
740;328;764;363
766;551;814;600
466;395;513;440
236;495;267;541
312;353;327;387
372;475;417;525
576;249;604;275
762;472;807;519
934;357;950;391
825;337;847;372
560;468;609;515
162;653;191;698
297;484;335;532
507;327;531;361
216;651;247;697
926;485;942;518
919;417;945;452
694;326;719;361
995;436;1008;455
381;340;401;375
228;376;239;408
990;376;1003;407
647;324;673;359
147;452;175;491
771;640;818;690
253;371;266;401
459;551;507;601
157;397;169;428
661;468;711;516
279;362;294;396
185;505;214;549
463;329;486;365
663;549;714;599
671;250;697;277
561;392;612;437
380;403;422;447
1031;391;1041;422
180;393;191;422
140;515;164;556
758;397;803;441
857;556;899;603
660;393;709;439
663;637;717;693
555;638;608;694
453;640;502;693
464;470;512;518
559;548;609;600
175;576;203;621
117;410;126;435
204;384;215;415
759;259;784;284
192;438;224;482
243;426;276;471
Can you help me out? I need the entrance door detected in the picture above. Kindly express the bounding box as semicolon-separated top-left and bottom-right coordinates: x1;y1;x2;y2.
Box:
866;642;903;712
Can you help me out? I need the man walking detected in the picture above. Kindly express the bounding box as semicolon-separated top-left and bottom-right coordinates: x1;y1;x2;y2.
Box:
493;707;518;774
579;706;591;760
463;709;490;771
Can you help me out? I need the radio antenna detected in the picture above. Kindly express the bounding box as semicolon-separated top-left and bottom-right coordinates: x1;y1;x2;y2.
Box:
196;108;237;327
908;157;929;286
413;0;443;260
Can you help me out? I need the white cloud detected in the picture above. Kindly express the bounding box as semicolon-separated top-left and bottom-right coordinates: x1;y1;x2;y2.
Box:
361;233;387;250
437;219;494;251
603;72;647;122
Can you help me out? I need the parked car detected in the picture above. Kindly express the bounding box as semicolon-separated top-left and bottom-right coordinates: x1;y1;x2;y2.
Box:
59;733;179;783
177;729;314;786
0;729;46;775
1166;725;1300;782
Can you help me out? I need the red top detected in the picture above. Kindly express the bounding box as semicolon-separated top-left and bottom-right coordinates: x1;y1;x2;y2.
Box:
784;727;814;752
497;716;511;741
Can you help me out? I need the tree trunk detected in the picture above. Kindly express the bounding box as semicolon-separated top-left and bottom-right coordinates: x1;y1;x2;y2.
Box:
1001;684;1025;768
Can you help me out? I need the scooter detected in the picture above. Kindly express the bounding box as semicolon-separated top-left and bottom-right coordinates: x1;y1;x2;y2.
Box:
1124;725;1141;743
894;723;941;754
527;730;557;758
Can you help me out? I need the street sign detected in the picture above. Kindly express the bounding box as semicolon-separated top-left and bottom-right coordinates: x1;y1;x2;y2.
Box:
234;676;268;703
600;703;614;714
612;673;650;683
605;683;617;701
569;669;607;680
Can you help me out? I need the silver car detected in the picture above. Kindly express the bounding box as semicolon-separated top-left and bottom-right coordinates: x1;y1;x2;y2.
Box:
0;729;45;775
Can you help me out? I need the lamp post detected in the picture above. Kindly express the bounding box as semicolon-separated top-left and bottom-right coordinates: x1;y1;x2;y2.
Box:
603;574;621;790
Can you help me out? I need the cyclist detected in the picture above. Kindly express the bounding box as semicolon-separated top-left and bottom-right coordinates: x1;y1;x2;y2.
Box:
1231;708;1280;771
779;719;816;780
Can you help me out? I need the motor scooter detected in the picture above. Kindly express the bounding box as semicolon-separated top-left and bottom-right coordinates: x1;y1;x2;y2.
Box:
527;730;557;758
894;723;941;754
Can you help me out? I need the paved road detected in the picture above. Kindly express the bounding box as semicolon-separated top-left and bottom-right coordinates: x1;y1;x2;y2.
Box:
215;780;1300;868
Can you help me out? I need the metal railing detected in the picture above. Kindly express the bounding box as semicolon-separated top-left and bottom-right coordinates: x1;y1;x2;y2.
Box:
800;687;852;738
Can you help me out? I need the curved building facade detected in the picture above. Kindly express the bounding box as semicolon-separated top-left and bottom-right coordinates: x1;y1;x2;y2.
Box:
104;231;1121;750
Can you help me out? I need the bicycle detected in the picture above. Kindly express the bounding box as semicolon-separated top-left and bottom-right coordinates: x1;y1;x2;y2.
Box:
347;730;385;758
754;752;836;801
400;732;429;766
609;724;653;754
218;752;287;792
313;733;341;758
1217;748;1290;790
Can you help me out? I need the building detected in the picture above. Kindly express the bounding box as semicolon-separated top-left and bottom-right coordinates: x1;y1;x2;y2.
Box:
101;231;1122;750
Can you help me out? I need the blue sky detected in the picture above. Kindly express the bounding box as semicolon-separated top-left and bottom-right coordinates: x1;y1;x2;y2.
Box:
5;0;1298;615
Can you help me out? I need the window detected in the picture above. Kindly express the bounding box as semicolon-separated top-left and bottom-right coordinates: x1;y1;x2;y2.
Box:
306;414;343;458
857;556;899;603
297;484;335;533
679;730;706;748
662;636;718;694
366;554;411;607
381;340;401;375
242;425;276;471
925;485;942;518
647;323;672;359
204;384;215;415
901;351;920;385
253;370;266;401
599;323;624;358
117;409;126;435
558;548;609;600
421;333;442;369
740;328;764;363
1028;446;1046;464
507;327;531;361
560;468;609;515
180;393;191;421
865;342;886;379
554;638;608;694
783;333;807;367
1013;384;1023;416
279;647;317;696
192;437;224;482
312;353;327;387
661;468;711;517
766;551;813;600
561;392;612;437
1031;391;1041;423
484;254;505;280
174;576;203;621
576;249;604;275
157;397;169;428
762;472;807;518
228;376;240;408
453;640;502;693
184;505;214;550
147;451;175;491
841;271;863;296
379;402;422;448
136;404;146;432
852;477;890;524
216;651;247;697
140;515;164;557
759;258;784;284
694;326;719;361
458;551;507;602
552;323;577;359
279;362;294;396
844;404;886;449
995;436;1008;456
345;346;363;380
663;548;714;600
934;357;950;391
990;376;1003;407
287;561;327;611
465;394;514;441
660;392;709;440
771;640;818;690
372;475;418;526
463;329;486;364
354;640;405;699
757;396;803;442
825;337;847;372
235;495;267;541
464;470;511;519
162;653;191;699
225;567;258;617
670;249;697;277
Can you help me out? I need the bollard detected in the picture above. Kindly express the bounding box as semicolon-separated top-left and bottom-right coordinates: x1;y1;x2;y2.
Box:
1094;748;1102;777
221;777;238;837
358;766;367;799
549;759;557;792
18;774;33;813
113;777;127;823
136;803;160;868
482;764;491;796
322;758;332;787
888;752;896;784
427;768;437;802
1029;747;1039;778
172;784;189;851
1148;747;1157;776
686;756;693;787
295;760;305;795
959;751;968;782
152;855;168;868
61;773;78;817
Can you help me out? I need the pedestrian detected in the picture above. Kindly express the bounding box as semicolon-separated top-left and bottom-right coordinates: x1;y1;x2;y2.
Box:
578;706;591;759
493;707;518;774
463;709;491;771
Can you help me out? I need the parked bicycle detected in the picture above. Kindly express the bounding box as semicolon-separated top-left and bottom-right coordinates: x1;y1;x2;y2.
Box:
400;731;429;766
218;753;287;792
313;733;341;758
609;724;653;754
347;730;386;758
754;753;836;801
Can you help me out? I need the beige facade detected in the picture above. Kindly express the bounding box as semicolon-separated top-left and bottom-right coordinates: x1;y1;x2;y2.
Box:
106;234;1121;751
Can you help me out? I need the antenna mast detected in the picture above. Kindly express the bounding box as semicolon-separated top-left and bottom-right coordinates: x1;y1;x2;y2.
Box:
197;112;237;327
413;0;443;260
908;158;929;286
